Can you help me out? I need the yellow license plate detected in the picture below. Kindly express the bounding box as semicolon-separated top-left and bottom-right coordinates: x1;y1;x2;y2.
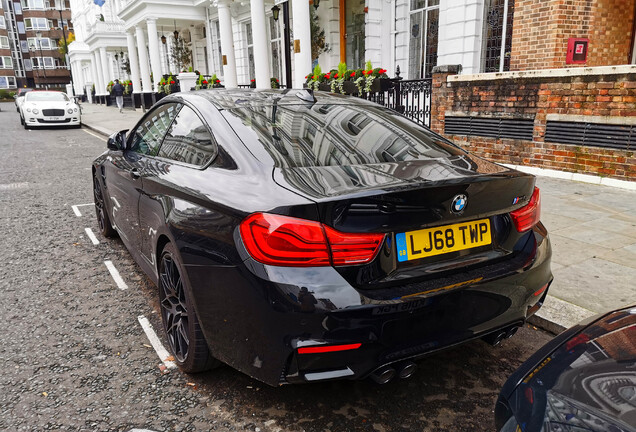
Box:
396;219;492;262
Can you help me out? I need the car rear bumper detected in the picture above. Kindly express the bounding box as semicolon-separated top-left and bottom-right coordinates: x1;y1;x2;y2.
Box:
185;228;552;386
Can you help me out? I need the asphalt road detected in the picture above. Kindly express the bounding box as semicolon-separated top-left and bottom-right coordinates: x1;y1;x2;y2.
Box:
0;102;553;432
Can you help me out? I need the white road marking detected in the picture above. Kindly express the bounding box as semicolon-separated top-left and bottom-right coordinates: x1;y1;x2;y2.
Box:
137;315;177;369
104;260;128;290
0;182;29;190
83;129;107;142
71;203;94;217
84;227;99;245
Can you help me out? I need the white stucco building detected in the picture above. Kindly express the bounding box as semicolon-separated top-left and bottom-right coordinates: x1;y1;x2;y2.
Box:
67;0;516;98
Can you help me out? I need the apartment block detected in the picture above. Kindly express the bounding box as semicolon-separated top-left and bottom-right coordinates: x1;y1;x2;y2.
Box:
1;0;73;90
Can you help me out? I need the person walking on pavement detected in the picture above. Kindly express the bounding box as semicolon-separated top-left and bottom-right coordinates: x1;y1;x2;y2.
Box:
112;79;125;113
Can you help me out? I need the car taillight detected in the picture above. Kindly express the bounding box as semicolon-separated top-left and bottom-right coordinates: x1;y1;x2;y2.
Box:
298;343;362;354
240;213;384;267
324;226;384;266
510;187;541;232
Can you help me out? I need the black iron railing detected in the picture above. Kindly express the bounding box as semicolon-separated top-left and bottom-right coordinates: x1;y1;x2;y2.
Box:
237;84;288;89
236;68;432;128
363;69;432;128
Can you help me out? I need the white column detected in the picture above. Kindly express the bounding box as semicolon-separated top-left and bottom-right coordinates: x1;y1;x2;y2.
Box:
126;30;142;93
292;0;312;89
146;18;163;91
166;35;175;73
93;51;106;94
70;61;79;94
135;25;152;92
205;8;215;75
74;61;85;94
217;0;237;88
99;47;110;88
160;41;167;75
89;54;99;90
250;0;271;89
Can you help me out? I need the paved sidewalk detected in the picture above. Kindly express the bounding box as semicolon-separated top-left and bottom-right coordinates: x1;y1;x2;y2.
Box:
80;103;636;334
532;177;636;332
80;101;143;137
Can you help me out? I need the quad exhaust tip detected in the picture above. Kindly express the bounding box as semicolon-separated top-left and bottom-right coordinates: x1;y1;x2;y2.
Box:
370;366;396;385
371;361;417;384
483;325;521;347
398;361;417;379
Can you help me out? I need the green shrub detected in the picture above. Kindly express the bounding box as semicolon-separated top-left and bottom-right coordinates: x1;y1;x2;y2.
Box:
0;89;14;100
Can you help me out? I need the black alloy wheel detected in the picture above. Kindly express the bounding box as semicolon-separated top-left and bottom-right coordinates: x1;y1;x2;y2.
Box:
92;172;117;238
158;243;218;373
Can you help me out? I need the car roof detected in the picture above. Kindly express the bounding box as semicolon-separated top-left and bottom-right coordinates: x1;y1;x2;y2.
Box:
190;88;380;110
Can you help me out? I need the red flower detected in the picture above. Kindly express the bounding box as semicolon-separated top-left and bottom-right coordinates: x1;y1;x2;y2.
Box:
202;80;208;84
170;80;175;84
379;69;387;74
324;73;330;79
216;79;220;83
334;73;338;78
275;78;279;82
251;79;255;82
312;75;316;79
305;75;308;79
350;72;355;77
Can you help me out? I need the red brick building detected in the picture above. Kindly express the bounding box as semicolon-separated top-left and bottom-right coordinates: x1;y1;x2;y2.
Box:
510;0;635;71
431;1;636;183
0;0;73;90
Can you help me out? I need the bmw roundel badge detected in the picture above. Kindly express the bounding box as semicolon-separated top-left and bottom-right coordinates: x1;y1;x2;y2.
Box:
451;194;468;214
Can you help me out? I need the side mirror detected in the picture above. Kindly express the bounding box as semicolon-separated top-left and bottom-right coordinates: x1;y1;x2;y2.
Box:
107;129;128;151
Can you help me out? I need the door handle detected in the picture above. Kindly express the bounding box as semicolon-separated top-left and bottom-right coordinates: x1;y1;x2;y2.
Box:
130;168;141;179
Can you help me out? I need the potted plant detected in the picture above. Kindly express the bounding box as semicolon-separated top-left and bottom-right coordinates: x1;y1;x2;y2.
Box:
330;62;348;94
250;79;256;88
211;74;224;88
106;80;114;94
346;69;363;95
158;77;167;94
304;64;324;91
163;75;178;94
195;74;208;90
366;66;390;93
318;68;334;91
271;77;280;89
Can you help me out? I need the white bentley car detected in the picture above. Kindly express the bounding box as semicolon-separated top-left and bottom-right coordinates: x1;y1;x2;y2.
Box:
20;91;81;129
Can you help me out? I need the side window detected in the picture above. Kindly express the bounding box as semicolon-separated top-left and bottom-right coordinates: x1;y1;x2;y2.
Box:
158;106;218;167
129;103;181;156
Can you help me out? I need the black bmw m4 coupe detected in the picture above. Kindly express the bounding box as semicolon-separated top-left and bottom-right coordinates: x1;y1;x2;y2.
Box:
92;89;552;386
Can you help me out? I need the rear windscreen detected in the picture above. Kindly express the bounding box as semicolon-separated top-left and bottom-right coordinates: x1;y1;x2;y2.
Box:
223;103;464;168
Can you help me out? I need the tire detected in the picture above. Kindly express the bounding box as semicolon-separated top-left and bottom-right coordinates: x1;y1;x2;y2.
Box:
20;115;24;125
92;172;117;238
158;243;219;373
